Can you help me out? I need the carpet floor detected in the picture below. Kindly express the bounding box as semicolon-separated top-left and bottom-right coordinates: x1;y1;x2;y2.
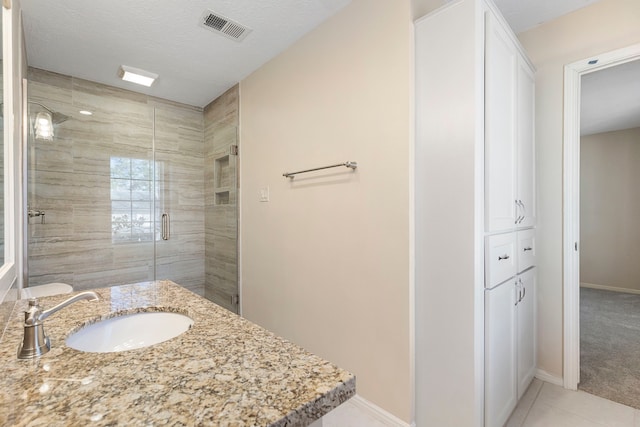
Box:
580;287;640;409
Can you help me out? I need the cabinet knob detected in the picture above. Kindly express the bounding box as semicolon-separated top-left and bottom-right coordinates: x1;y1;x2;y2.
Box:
524;247;533;252
498;254;510;261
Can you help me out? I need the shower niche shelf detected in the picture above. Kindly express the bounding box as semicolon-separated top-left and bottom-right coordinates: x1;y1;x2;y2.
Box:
214;154;232;206
215;189;230;205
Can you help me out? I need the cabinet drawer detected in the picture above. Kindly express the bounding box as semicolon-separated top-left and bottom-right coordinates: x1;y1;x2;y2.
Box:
517;229;536;273
486;233;517;289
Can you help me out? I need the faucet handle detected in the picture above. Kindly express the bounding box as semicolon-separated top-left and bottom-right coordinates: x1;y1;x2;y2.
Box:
24;298;42;326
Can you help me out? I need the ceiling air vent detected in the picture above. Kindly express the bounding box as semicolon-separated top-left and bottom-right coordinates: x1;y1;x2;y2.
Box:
200;10;252;42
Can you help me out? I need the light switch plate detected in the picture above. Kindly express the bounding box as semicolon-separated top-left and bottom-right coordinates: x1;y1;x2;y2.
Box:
259;187;269;202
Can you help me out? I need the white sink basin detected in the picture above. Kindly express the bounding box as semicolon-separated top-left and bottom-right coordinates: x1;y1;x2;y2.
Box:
66;312;193;353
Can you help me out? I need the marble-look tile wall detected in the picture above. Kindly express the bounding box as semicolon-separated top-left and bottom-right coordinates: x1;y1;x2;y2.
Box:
27;68;205;295
203;85;239;312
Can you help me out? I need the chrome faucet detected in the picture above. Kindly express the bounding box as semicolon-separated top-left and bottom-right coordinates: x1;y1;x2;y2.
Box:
17;291;100;359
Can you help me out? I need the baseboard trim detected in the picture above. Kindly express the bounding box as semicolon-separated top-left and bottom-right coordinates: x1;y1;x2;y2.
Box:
535;369;563;386
581;282;640;295
349;394;413;427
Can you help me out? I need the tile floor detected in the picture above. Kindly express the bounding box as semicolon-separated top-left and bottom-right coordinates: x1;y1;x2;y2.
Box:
323;399;390;427
507;379;640;427
323;380;640;426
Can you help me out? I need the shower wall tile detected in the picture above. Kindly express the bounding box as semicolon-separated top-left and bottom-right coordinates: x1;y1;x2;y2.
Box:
203;85;239;312
32;139;74;173
27;68;205;296
28;79;72;111
29;68;73;90
72;76;149;106
203;86;239;128
73;265;154;292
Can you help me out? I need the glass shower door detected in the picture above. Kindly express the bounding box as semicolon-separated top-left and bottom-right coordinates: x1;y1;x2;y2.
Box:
26;74;207;295
26;72;154;291
152;105;205;295
26;73;157;290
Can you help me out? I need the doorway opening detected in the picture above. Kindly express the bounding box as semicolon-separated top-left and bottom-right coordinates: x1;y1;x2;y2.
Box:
563;42;640;391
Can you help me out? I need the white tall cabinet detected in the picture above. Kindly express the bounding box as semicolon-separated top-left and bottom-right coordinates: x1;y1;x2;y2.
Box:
483;6;537;427
414;0;536;426
483;7;537;427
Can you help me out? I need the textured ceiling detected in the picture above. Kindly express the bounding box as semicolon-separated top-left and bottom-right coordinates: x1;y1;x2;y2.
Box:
21;0;351;107
494;0;602;33
581;59;640;136
22;0;622;121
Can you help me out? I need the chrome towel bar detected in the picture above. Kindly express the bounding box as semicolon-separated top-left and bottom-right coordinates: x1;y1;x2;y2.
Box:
283;161;357;179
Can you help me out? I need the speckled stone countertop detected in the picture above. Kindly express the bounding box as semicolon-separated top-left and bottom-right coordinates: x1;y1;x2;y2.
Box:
0;281;355;426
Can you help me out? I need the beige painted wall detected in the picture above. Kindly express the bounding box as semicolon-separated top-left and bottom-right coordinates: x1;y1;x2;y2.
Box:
518;0;640;379
412;0;445;19
239;0;412;421
581;127;640;291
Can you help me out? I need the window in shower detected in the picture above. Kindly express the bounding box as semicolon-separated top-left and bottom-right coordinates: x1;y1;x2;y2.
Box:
110;156;155;243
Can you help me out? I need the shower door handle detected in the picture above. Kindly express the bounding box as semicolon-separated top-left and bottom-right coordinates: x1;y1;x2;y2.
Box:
161;213;170;241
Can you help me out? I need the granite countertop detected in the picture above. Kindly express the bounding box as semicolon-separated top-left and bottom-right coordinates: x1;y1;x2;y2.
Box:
0;281;355;426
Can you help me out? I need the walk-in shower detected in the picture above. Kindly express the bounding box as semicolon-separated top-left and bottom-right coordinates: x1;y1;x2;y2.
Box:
23;69;240;313
23;69;207;298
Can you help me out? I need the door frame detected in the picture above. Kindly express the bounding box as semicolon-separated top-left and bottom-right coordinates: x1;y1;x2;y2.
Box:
563;42;640;390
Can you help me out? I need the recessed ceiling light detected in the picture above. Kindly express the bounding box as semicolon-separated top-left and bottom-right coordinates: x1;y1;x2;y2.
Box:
79;110;93;116
118;65;158;87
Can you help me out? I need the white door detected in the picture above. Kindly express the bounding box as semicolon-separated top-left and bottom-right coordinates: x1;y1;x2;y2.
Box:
517;267;536;398
485;11;517;232
516;57;536;228
485;279;517;427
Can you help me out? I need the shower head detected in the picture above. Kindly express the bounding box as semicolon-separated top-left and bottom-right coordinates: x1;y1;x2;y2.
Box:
0;102;71;125
29;101;71;125
29;102;71;141
51;112;70;125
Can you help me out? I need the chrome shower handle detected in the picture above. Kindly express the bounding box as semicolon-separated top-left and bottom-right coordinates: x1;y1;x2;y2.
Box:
161;213;170;240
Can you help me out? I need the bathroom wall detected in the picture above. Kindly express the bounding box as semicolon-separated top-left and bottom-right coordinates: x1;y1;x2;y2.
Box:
412;0;446;19
0;59;4;265
240;0;412;421
26;68;205;294
203;85;239;312
518;0;640;380
580;127;640;292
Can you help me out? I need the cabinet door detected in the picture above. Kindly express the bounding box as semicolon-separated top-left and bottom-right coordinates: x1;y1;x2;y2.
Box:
517;268;536;398
485;280;517;427
516;57;536;228
485;11;517;232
